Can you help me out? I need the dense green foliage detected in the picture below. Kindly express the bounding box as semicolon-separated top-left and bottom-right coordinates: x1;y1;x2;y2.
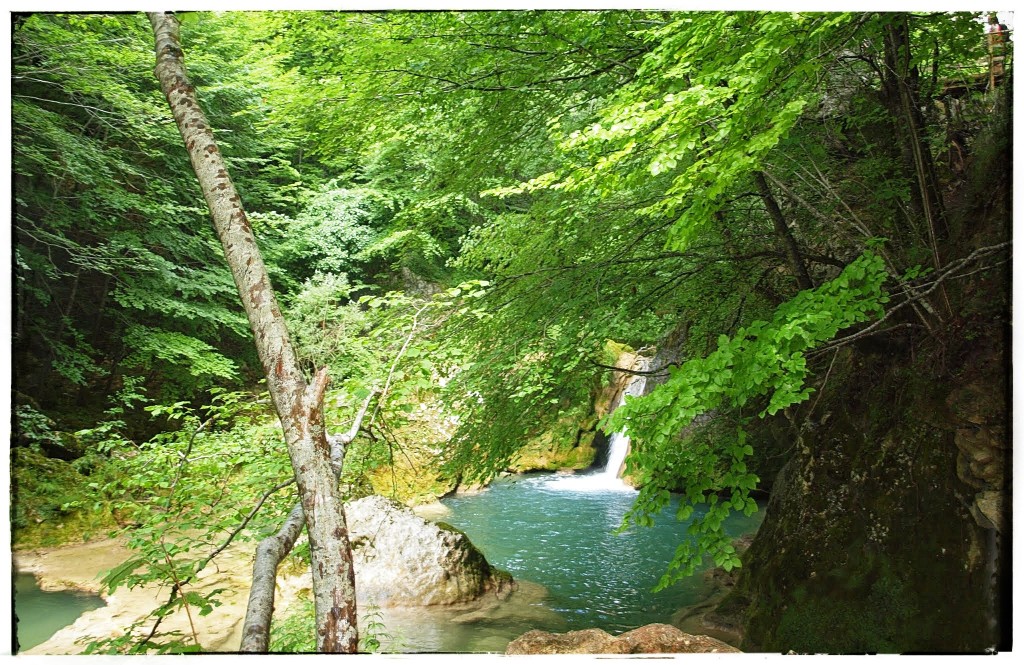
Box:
11;9;1009;654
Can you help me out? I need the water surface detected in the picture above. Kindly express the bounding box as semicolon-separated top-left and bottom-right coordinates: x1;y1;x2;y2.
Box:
377;472;762;652
445;474;761;632
13;573;105;652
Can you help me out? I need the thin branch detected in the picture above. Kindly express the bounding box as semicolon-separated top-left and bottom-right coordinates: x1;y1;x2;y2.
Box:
168;417;213;496
763;168;936;327
337;390;379;445
810;242;1009;357
801;347;841;426
592;361;671;378
12;93;120;115
370;302;432;428
328;390;379;476
161;544;199;648
202;478;296;567
140;477;296;648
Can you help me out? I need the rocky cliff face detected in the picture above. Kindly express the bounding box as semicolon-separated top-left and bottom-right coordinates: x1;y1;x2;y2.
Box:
708;91;1011;655
744;364;1002;651
509;345;646;474
715;269;1009;654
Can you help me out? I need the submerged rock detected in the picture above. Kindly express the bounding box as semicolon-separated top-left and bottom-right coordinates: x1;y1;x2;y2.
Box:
505;624;741;654
346;495;513;607
411;500;451;520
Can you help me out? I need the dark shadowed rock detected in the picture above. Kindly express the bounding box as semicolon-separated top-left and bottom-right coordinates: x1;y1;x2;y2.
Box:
505;623;741;654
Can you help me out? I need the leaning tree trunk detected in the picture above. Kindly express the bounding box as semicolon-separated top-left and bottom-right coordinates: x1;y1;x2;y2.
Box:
881;13;948;273
753;170;814;292
148;12;358;653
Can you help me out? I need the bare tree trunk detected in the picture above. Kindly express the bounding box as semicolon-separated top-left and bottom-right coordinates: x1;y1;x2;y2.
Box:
753;171;814;291
881;14;948;272
148;12;358;653
239;391;376;652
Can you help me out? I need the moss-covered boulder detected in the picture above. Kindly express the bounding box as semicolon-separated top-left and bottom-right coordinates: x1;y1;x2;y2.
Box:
509;343;647;474
11;447;117;546
716;340;1007;654
508;403;600;472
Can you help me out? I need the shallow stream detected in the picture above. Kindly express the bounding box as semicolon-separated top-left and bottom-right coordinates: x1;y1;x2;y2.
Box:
12;471;762;654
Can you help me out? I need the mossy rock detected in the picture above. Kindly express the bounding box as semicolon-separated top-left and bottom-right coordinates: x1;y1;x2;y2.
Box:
726;344;1004;654
11;448;117;546
510;405;598;472
366;462;457;506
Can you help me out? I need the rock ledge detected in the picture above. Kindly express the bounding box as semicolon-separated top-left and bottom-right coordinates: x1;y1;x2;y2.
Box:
505;623;742;654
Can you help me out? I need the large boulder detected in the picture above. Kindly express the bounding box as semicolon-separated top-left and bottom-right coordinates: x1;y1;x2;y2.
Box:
505;624;741;654
345;495;513;607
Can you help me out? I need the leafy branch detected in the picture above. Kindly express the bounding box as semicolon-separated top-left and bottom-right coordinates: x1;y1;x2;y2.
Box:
608;250;890;585
810;241;1010;357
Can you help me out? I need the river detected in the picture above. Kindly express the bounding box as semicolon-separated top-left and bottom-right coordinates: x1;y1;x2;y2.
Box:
371;470;763;652
13;573;105;652
14;473;761;654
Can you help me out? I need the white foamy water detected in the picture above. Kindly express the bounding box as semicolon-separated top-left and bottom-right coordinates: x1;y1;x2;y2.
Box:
540;359;648;493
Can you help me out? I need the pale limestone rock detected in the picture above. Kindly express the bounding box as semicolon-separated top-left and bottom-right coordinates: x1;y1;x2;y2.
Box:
505;623;741;654
345;494;512;607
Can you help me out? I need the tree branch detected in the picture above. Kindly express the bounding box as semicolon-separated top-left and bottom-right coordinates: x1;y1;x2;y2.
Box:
239;503;306;653
763;167;937;328
329;389;379;476
168;416;213;496
241;386;378;652
141;477;296;649
370;302;432;428
810;242;1010;357
754;170;814;290
591;361;670;378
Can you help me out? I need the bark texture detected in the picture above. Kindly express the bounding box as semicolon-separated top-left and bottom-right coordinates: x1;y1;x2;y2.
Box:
753;170;814;291
241;504;305;652
148;12;358;653
881;14;948;271
239;391;376;651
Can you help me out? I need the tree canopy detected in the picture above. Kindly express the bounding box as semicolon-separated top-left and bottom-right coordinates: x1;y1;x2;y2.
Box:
11;9;1010;653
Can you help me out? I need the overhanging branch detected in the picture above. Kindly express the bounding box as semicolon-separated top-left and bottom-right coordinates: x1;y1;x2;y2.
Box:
811;241;1010;357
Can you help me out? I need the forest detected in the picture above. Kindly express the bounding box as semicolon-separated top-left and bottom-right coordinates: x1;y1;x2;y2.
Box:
9;9;1011;655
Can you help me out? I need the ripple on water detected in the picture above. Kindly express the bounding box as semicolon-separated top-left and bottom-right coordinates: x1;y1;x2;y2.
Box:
429;471;763;649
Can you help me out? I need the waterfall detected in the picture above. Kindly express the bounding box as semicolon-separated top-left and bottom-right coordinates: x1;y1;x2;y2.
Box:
542;358;647;493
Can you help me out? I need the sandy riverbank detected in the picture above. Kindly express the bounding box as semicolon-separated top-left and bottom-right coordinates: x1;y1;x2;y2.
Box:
13;537;265;654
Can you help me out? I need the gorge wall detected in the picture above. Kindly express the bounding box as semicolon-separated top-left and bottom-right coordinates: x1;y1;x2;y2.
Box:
711;106;1011;653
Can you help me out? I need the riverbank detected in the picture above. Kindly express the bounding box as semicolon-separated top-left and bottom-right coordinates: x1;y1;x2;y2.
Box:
12;531;556;654
13;478;761;654
13;537;258;654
